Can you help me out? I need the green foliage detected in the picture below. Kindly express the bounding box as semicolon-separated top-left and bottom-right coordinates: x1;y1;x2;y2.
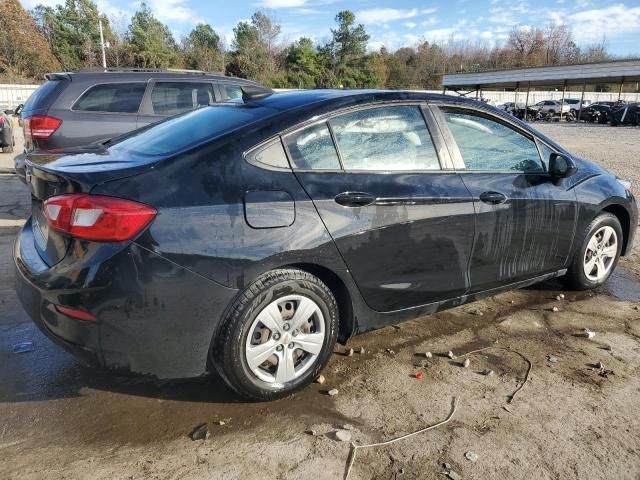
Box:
126;3;178;68
182;24;223;72
18;1;618;92
32;0;113;70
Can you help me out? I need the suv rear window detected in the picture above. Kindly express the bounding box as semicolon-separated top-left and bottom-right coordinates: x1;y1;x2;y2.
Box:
23;80;65;114
73;83;146;113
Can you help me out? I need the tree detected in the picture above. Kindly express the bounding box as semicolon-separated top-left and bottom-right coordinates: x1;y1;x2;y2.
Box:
182;24;223;72
126;3;178;68
280;37;321;88
226;12;281;85
32;0;113;70
322;11;378;88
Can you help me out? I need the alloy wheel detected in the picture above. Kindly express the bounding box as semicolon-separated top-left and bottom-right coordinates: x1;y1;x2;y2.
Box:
583;226;618;282
245;295;325;384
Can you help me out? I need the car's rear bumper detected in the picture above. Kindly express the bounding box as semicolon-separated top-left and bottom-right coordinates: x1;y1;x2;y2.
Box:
14;219;239;378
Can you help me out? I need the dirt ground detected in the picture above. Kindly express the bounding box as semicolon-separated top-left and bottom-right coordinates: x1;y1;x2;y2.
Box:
1;124;639;480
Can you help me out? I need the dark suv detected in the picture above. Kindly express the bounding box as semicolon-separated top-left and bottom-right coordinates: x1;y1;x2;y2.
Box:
16;69;262;179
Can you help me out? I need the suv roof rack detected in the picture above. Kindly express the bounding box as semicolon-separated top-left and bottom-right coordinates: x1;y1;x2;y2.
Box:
74;67;225;76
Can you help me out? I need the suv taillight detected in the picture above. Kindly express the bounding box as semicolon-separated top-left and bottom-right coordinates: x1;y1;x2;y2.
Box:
24;115;62;140
0;116;5;126
43;194;157;242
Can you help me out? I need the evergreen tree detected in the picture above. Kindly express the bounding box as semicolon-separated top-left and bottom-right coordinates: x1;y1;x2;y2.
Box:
126;3;178;68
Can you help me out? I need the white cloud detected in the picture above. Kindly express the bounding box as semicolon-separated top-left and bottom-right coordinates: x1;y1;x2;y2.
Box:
567;4;640;42
403;22;417;29
258;0;308;7
356;7;437;25
423;27;462;42
148;0;198;24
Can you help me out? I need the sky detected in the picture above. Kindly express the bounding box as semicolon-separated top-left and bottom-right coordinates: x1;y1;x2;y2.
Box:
20;0;640;56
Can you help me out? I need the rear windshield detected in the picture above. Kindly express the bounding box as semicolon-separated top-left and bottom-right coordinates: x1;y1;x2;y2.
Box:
107;104;274;157
23;80;64;114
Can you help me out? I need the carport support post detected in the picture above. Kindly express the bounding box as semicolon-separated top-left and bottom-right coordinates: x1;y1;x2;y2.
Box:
524;83;530;122
514;82;519;106
617;78;624;101
560;80;567;121
578;81;586;121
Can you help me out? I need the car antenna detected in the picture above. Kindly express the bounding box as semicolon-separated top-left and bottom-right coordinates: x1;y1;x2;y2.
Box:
241;85;275;102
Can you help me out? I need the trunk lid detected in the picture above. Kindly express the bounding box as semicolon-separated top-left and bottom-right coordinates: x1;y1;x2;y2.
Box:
26;145;159;267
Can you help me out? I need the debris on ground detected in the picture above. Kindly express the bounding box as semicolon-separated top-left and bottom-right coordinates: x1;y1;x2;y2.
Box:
559;294;565;299
446;470;462;480
385;348;396;355
344;397;458;480
547;355;559;363
414;373;424;380
594;361;605;370
467;308;483;316
359;347;365;354
424;351;433;358
464;451;479;462
503;405;512;413
347;348;354;357
189;423;209;441
552;307;559;312
599;369;615;378
447;351;455;359
462;358;470;369
575;328;596;339
327;389;339;396
453;346;532;404
481;369;494;376
342;424;354;431
215;420;226;426
335;430;352;442
315;374;326;384
556;295;562;301
12;342;34;354
413;357;428;367
305;429;317;436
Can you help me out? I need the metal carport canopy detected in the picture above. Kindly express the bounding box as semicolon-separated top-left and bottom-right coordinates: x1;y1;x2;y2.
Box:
442;59;640;89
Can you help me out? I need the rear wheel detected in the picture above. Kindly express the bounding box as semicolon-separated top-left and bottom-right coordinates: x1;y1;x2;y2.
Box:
564;213;622;290
212;269;339;401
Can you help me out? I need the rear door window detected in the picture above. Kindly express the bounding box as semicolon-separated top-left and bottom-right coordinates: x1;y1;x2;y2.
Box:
73;83;146;113
329;105;440;171
151;82;214;115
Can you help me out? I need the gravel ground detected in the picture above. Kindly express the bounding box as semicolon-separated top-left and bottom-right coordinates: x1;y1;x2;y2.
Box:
1;123;639;480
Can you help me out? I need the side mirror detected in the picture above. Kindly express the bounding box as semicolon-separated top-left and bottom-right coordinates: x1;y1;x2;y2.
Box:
549;153;577;179
3;109;13;115
14;104;23;116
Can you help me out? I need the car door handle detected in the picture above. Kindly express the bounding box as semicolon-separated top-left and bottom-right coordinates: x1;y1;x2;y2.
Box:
479;191;507;205
334;192;376;207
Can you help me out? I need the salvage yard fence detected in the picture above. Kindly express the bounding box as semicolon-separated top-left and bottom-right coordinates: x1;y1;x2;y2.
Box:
1;84;639;112
0;84;39;111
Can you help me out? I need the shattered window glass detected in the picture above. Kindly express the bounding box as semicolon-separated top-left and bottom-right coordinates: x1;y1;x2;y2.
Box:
285;122;341;170
442;110;544;172
330;106;441;171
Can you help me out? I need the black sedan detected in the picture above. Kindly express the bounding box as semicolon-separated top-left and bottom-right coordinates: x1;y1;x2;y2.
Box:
14;90;637;400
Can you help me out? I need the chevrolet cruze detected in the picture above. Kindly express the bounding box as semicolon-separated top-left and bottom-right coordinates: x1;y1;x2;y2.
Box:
14;89;637;400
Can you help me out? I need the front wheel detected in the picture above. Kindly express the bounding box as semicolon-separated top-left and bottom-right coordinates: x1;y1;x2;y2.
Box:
212;269;339;401
564;213;623;290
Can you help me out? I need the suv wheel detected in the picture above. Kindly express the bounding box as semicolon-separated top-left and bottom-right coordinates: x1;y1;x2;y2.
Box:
212;269;339;401
564;213;622;290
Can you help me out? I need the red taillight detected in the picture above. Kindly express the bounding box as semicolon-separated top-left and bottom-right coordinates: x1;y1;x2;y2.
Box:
0;116;5;126
43;194;157;242
24;115;62;139
55;305;97;322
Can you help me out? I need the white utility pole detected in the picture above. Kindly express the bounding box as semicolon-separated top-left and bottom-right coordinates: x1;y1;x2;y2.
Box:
99;20;107;70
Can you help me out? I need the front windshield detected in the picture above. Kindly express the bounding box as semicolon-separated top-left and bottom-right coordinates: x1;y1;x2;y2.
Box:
107;104;272;157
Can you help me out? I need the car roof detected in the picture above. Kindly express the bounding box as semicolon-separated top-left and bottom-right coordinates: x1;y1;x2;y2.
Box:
248;89;479;111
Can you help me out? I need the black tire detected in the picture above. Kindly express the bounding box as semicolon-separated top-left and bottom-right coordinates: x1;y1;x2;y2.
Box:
212;268;339;401
564;213;623;290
